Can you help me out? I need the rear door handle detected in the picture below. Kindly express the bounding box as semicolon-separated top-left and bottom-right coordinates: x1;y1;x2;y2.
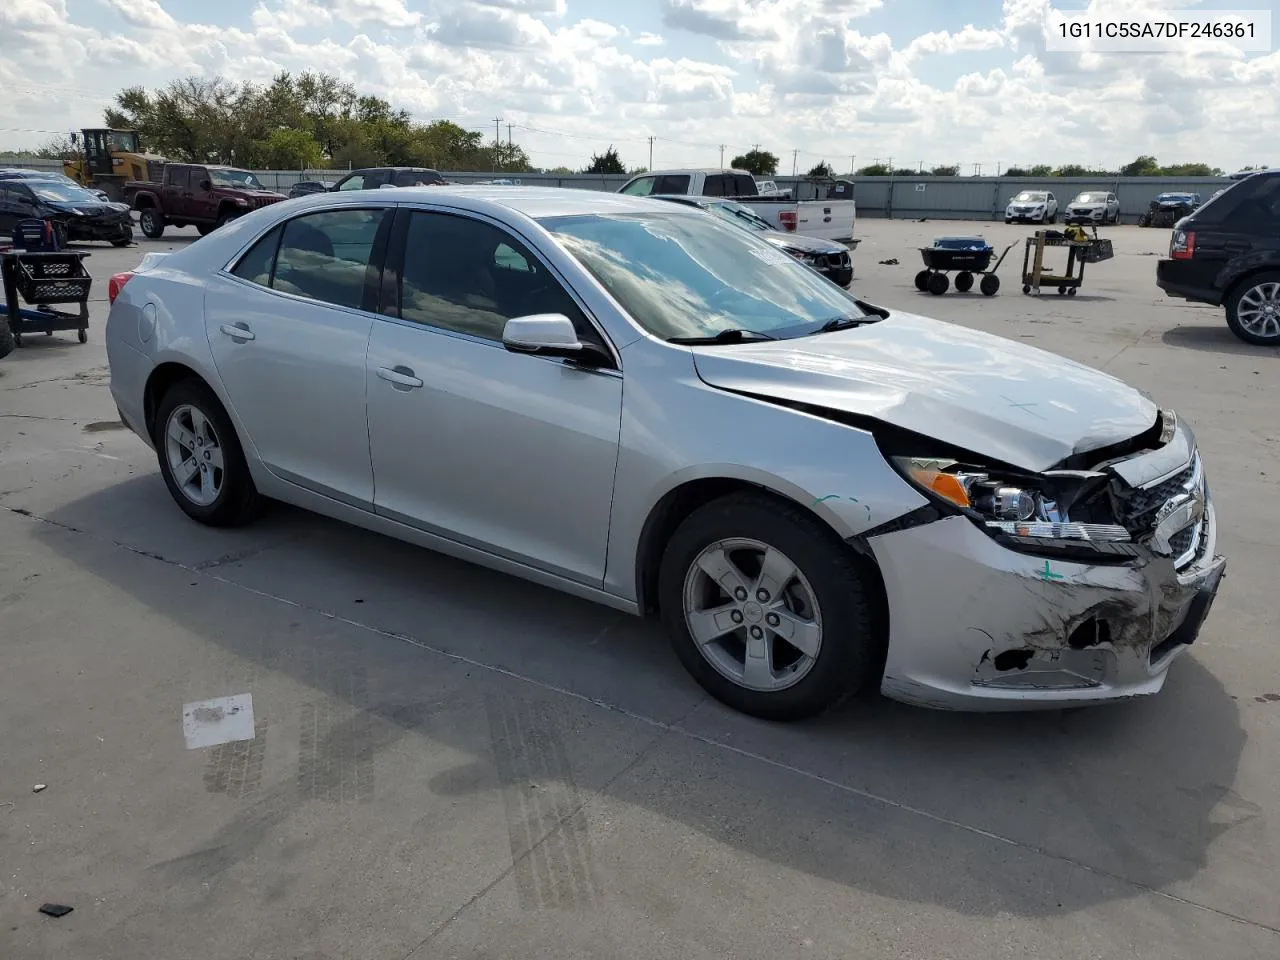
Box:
377;365;423;389
219;322;255;341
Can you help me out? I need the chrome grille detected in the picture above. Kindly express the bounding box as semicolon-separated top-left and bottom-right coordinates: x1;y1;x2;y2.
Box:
1113;453;1205;569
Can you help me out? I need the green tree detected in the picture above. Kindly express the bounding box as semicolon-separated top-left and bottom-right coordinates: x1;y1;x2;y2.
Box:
856;162;890;176
584;146;625;174
730;148;779;176
259;128;324;169
806;160;834;178
930;164;959;176
1120;154;1161;177
1160;162;1221;176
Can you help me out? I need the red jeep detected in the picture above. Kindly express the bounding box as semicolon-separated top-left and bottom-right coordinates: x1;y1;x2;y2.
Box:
124;164;285;239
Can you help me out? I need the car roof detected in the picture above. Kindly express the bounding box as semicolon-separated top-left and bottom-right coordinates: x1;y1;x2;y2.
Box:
0;168;63;177
373;185;700;219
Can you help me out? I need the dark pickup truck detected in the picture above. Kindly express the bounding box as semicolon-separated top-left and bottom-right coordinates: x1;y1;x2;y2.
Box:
124;164;286;239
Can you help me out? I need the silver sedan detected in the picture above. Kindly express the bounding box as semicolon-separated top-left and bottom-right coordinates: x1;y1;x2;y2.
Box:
105;187;1225;719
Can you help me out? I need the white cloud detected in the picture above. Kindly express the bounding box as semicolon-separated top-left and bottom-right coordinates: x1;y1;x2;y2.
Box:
0;0;1274;175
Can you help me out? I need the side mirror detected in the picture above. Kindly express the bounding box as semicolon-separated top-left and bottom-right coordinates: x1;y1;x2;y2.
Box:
502;314;582;356
200;179;211;191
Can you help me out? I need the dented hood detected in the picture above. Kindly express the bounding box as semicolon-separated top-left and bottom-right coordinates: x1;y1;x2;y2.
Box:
691;311;1158;471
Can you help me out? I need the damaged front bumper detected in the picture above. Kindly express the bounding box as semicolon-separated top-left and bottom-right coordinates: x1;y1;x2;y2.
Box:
866;419;1225;711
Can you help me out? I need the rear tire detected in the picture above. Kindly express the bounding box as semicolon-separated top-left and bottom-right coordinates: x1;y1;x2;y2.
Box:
196;224;215;237
657;492;882;721
954;271;974;292
914;269;930;291
927;272;949;295
980;273;1000;296
153;379;263;527
139;208;164;239
1225;271;1280;346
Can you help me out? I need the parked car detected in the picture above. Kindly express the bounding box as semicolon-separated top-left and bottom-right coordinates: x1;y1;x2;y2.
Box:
1063;191;1119;225
1156;170;1280;345
0;168;111;202
105;187;1224;720
330;167;449;191
1139;192;1201;228
288;180;334;199
617;168;855;242
651;194;854;287
0;178;132;246
1005;190;1058;223
124;164;286;239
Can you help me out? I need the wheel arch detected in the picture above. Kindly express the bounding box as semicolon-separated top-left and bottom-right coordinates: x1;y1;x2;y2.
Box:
1222;264;1280;304
633;476;889;631
132;193;157;211
144;362;203;439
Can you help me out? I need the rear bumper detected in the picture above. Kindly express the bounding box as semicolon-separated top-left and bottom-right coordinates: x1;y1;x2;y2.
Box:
1156;260;1221;305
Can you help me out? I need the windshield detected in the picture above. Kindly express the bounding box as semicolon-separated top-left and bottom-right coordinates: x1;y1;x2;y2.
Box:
1013;192;1047;202
705;200;772;232
31;182;103;203
1157;193;1193;202
542;212;866;342
1075;192;1108;203
210;168;265;190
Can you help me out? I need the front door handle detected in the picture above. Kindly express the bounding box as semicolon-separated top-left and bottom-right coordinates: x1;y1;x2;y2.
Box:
219;322;255;341
377;365;423;389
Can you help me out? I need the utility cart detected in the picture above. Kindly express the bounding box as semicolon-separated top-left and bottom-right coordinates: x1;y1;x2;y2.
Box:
1020;227;1113;296
915;236;1016;296
0;233;93;357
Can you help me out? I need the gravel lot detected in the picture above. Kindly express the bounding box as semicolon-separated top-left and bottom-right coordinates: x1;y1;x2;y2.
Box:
2;220;1278;960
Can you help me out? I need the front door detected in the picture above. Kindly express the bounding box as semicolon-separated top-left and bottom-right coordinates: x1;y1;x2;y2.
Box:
366;208;623;585
204;206;393;505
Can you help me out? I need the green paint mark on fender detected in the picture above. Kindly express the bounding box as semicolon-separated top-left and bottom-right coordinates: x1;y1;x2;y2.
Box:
813;494;840;505
1039;560;1065;582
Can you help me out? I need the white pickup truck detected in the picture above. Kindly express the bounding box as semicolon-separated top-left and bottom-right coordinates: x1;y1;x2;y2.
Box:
617;168;855;242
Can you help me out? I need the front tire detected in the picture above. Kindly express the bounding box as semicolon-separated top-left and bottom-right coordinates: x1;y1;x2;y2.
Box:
139;208;164;239
215;209;242;231
927;272;949;295
657;493;882;721
1225;272;1280;346
954;270;974;292
914;269;930;291
153;379;263;527
110;224;133;248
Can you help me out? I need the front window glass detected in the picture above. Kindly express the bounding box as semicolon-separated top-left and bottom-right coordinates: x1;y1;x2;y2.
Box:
210;168;266;190
619;177;657;196
543;212;866;342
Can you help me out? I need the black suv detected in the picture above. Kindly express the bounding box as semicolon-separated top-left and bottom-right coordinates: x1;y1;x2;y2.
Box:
1156;170;1280;345
287;168;448;199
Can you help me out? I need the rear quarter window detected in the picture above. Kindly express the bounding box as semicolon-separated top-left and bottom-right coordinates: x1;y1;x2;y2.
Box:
655;174;691;194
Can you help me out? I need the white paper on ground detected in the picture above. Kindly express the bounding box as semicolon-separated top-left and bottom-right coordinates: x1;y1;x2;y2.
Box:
182;693;255;749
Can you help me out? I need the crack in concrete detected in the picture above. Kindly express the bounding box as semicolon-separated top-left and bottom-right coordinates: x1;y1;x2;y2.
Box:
4;501;1279;941
0;414;81;423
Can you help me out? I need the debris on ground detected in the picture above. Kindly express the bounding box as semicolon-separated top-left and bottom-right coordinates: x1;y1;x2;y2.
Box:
878;258;899;265
39;904;73;918
32;784;46;793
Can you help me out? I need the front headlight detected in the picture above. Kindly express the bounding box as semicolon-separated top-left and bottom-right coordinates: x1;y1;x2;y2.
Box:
234;197;249;206
892;456;1133;553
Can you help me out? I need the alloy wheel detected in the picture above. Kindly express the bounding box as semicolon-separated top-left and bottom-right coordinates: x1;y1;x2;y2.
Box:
681;538;823;692
1235;281;1280;340
164;403;225;507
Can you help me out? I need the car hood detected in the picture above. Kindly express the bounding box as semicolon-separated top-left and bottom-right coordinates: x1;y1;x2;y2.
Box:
690;310;1158;471
43;199;130;217
759;231;846;254
215;187;286;200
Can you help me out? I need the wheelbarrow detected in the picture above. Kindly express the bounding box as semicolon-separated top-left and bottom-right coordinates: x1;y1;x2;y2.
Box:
915;237;1016;296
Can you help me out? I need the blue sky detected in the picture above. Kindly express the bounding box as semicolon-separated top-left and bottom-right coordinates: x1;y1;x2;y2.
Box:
2;0;1276;171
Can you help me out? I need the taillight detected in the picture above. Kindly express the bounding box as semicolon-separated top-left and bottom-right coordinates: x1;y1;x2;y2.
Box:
779;210;797;232
1171;230;1195;260
108;271;135;305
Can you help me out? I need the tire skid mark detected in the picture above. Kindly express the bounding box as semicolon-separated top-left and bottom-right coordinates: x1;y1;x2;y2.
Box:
486;696;600;909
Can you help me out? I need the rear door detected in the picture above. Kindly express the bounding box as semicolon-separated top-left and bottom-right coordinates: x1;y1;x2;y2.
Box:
204;206;393;505
0;183;17;233
366;207;623;584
